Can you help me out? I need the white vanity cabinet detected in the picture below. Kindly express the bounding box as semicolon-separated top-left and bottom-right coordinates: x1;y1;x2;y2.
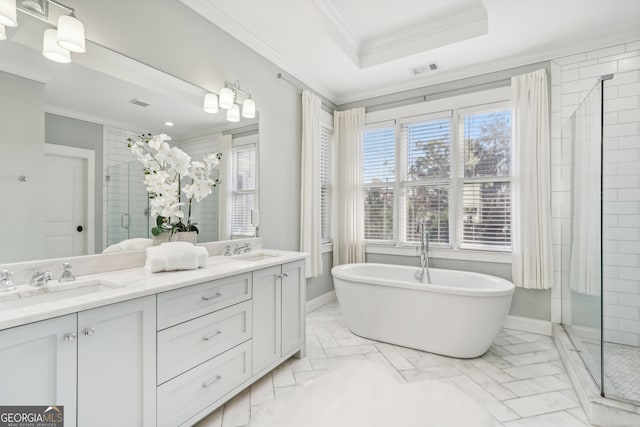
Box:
0;314;78;426
77;295;156;427
253;260;305;375
0;296;155;427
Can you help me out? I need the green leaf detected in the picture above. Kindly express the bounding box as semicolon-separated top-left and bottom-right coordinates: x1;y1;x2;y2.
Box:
156;216;164;228
151;227;160;236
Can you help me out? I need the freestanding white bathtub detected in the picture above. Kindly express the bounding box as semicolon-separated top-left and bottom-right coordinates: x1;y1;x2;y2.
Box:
331;263;515;358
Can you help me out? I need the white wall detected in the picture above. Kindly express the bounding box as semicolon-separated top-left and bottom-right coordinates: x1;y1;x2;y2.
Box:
0;71;45;262
551;40;640;344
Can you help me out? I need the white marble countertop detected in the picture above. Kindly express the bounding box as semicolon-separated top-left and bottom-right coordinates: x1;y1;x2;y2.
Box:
0;249;307;331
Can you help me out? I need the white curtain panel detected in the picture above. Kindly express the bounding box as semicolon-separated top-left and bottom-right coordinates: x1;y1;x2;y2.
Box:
300;90;323;277
511;69;553;290
333;107;365;266
218;134;233;240
569;87;602;296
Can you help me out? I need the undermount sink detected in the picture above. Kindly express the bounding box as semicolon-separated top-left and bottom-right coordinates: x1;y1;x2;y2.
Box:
0;279;124;310
233;251;281;262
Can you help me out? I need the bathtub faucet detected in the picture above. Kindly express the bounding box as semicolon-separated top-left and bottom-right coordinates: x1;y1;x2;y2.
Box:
415;220;431;284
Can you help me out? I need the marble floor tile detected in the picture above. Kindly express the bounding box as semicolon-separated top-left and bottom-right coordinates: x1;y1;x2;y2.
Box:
503;410;589;427
449;375;520;422
502;350;560;367
503;390;579;417
250;373;274;406
375;343;415;370
221;389;251;427
503;375;572;397
503;362;564;380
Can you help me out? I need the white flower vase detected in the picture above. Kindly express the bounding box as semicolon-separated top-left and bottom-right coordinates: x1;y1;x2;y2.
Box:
152;232;171;246
172;231;197;245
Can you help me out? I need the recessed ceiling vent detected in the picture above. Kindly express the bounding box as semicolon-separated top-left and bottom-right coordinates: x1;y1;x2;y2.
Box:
128;98;150;107
411;62;439;75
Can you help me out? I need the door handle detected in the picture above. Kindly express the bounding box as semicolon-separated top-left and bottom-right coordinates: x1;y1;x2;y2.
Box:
121;213;129;229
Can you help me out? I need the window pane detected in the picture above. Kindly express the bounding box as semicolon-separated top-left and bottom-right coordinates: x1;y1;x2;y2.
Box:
405;119;450;180
231;192;255;236
405;185;449;244
461;181;511;248
463;110;511;178
363;127;395;184
234;149;256;191
364;186;394;240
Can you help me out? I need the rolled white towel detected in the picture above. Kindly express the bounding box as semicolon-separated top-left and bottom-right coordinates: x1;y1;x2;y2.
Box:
103;238;153;253
145;241;209;273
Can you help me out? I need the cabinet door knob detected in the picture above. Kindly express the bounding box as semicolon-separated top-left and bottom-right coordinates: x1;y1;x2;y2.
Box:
201;374;222;388
64;332;77;342
83;327;95;336
277;273;289;279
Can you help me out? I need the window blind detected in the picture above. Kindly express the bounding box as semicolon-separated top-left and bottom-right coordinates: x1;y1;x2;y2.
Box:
403;119;451;181
363;127;395;185
405;185;449;244
363;126;396;241
320;124;332;243
231;147;256;237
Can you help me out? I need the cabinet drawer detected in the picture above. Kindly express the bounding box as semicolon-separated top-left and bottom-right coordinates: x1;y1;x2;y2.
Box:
157;301;252;384
157;341;252;427
157;273;252;330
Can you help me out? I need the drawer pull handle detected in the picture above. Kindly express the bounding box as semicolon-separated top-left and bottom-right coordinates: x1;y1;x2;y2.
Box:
201;292;222;301
277;273;289;279
202;330;222;341
64;333;77;342
201;375;222;388
83;327;95;336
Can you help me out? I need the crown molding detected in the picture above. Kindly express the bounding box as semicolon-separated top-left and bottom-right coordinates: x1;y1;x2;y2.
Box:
359;5;488;68
334;31;640;105
312;0;361;66
180;0;338;103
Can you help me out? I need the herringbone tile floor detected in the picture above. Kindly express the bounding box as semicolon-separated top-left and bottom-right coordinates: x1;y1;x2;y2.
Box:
197;300;594;427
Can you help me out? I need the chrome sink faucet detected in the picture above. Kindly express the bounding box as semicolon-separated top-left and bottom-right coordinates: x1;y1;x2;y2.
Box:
1;270;15;291
415;220;431;284
59;263;76;282
30;264;53;287
233;243;251;254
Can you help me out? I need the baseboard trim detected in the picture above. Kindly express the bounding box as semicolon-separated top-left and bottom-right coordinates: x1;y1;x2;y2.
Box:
504;315;553;336
306;290;336;313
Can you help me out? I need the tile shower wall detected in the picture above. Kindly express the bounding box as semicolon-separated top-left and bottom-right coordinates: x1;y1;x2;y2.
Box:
179;134;222;243
551;41;640;346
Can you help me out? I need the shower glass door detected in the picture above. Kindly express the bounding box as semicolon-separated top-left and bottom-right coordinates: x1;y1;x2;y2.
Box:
563;79;603;391
106;161;150;247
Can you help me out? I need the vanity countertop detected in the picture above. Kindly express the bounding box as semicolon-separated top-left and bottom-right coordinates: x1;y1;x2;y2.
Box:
0;250;307;331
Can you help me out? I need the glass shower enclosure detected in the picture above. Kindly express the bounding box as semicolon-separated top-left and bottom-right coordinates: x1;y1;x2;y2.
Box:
562;69;640;405
106;161;150;247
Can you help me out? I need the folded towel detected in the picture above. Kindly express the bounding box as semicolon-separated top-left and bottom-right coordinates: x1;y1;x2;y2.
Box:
145;241;209;273
103;238;153;254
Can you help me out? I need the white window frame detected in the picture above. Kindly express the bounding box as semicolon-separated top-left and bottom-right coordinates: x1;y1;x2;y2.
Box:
362;87;513;263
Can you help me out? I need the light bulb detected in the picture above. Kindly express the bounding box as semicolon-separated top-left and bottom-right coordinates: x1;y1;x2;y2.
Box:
242;98;256;119
203;93;219;113
57;15;86;53
0;0;17;27
219;87;235;109
227;104;240;122
43;29;71;64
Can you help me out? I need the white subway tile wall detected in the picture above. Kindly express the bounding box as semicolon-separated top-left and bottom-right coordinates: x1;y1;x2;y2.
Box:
551;40;640;346
179;133;222;244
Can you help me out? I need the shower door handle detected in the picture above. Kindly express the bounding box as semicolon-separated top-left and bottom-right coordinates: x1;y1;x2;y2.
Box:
121;213;129;229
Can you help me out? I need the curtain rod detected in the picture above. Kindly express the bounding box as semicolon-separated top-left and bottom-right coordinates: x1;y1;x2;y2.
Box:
276;73;335;112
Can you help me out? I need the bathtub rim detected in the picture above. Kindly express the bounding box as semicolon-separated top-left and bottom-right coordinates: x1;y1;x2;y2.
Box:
331;263;515;298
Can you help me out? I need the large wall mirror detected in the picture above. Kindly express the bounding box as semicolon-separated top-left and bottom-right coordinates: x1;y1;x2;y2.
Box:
0;16;259;264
